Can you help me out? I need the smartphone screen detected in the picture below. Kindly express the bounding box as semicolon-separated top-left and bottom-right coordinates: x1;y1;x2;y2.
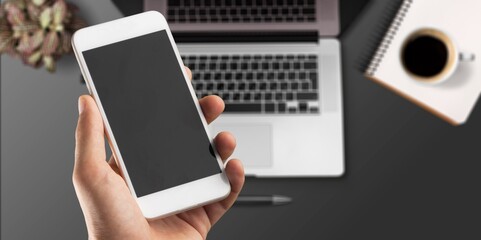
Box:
83;30;221;197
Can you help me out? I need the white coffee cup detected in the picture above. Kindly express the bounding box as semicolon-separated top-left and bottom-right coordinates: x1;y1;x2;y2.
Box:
401;28;475;85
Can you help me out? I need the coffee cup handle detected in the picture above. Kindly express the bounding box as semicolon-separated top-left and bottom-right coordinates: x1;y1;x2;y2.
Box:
460;52;475;62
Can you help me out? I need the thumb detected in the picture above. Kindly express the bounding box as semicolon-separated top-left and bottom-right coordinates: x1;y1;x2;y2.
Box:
74;95;107;182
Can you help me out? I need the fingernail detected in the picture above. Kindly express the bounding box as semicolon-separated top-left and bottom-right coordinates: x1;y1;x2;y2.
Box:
78;97;85;114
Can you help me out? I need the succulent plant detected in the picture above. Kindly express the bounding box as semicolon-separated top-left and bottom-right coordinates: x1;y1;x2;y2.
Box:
0;0;86;72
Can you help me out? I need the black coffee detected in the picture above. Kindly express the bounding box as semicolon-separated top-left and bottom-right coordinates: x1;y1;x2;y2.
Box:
402;35;449;78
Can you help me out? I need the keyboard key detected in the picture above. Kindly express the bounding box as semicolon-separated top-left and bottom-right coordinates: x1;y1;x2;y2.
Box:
275;92;284;100
225;103;262;113
291;82;299;90
302;82;310;90
220;92;229;100
299;102;308;112
286;92;294;100
297;92;318;100
303;8;315;14
273;62;280;69
270;82;278;90
238;82;246;90
233;93;241;100
265;92;273;100
265;103;275;113
267;72;275;80
278;103;286;112
256;72;265;79
304;62;317;69
259;82;267;90
299;72;307;79
206;83;214;90
235;73;243;80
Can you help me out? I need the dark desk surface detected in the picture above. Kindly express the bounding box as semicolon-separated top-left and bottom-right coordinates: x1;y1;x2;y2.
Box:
113;0;481;239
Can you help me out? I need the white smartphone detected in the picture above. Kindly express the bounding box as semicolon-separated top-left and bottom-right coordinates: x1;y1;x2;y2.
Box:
71;11;230;219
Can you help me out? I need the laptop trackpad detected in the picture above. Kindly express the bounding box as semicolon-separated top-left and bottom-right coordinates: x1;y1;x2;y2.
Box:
212;124;272;168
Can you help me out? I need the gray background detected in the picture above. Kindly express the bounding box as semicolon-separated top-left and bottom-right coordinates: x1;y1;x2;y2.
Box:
2;0;481;239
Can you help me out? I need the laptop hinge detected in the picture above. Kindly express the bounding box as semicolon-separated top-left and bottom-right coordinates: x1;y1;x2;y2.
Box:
172;31;319;43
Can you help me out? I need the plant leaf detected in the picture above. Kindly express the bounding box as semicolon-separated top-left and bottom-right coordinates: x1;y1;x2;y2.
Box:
11;21;39;33
27;50;42;65
60;32;71;53
43;55;56;72
52;0;67;25
16;33;31;53
27;2;42;21
30;29;45;50
39;7;52;29
32;0;46;6
41;31;59;56
5;3;25;26
0;33;14;53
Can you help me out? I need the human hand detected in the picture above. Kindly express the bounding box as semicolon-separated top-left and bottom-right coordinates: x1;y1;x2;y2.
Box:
73;67;244;240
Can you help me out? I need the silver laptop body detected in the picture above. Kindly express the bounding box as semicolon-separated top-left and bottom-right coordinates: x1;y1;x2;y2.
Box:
145;0;344;177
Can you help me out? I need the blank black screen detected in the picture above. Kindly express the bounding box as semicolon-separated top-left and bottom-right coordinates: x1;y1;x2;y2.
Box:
83;30;221;197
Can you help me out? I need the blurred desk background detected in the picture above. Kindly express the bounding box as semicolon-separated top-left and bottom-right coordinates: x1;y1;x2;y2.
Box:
2;0;480;239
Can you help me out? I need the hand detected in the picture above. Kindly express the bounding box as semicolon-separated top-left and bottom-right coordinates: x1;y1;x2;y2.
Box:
73;67;244;240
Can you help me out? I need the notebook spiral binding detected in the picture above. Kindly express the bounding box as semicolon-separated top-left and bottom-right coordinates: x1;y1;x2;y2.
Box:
366;0;413;76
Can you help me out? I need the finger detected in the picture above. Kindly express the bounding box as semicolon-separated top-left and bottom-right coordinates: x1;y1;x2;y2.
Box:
203;159;244;225
108;156;121;175
214;132;236;161
73;95;108;184
199;95;224;124
184;66;192;80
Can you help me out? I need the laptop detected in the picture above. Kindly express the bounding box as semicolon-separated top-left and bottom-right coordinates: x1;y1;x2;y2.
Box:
144;0;344;177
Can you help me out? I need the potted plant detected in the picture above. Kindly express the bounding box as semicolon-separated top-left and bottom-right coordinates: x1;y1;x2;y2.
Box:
0;0;86;72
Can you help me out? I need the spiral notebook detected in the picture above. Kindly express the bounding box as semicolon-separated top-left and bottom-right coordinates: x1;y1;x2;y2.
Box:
365;0;481;125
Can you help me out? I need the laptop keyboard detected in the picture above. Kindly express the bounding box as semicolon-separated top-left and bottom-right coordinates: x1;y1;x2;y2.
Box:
167;0;317;23
182;54;320;114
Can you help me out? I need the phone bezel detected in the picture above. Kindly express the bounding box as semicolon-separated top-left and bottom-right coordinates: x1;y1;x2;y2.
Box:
71;11;230;219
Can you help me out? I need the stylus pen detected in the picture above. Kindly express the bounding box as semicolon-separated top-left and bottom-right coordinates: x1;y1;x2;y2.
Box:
234;195;292;206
